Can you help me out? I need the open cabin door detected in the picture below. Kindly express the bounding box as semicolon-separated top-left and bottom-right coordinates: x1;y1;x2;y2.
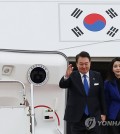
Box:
0;50;68;134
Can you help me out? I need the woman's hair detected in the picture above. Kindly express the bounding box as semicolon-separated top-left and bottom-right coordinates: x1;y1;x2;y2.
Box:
107;57;120;81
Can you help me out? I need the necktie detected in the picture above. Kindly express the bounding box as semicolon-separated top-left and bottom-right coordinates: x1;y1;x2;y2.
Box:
83;74;89;115
83;75;89;95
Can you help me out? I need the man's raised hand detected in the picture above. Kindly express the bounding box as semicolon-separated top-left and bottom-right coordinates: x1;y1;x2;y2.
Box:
65;64;74;78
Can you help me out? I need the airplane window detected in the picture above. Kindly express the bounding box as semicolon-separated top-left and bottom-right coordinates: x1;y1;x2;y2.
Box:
27;64;49;86
30;67;46;83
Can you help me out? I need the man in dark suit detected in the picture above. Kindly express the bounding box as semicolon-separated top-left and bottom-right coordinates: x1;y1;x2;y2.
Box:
59;51;106;134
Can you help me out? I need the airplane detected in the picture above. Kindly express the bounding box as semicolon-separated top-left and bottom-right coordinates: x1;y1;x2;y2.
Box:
0;0;120;134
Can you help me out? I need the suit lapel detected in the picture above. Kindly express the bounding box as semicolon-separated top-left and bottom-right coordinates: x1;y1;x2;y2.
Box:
88;71;95;95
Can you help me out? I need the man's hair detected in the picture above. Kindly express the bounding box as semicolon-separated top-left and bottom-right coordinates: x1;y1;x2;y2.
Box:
75;51;91;63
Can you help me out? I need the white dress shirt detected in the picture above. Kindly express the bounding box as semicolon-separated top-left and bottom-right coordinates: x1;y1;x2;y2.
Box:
80;72;90;87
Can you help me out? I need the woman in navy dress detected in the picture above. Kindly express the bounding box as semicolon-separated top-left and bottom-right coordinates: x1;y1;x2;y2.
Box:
104;57;120;134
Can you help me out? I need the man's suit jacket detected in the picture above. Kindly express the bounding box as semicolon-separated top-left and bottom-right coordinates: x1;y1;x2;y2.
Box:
104;80;120;120
59;70;106;122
